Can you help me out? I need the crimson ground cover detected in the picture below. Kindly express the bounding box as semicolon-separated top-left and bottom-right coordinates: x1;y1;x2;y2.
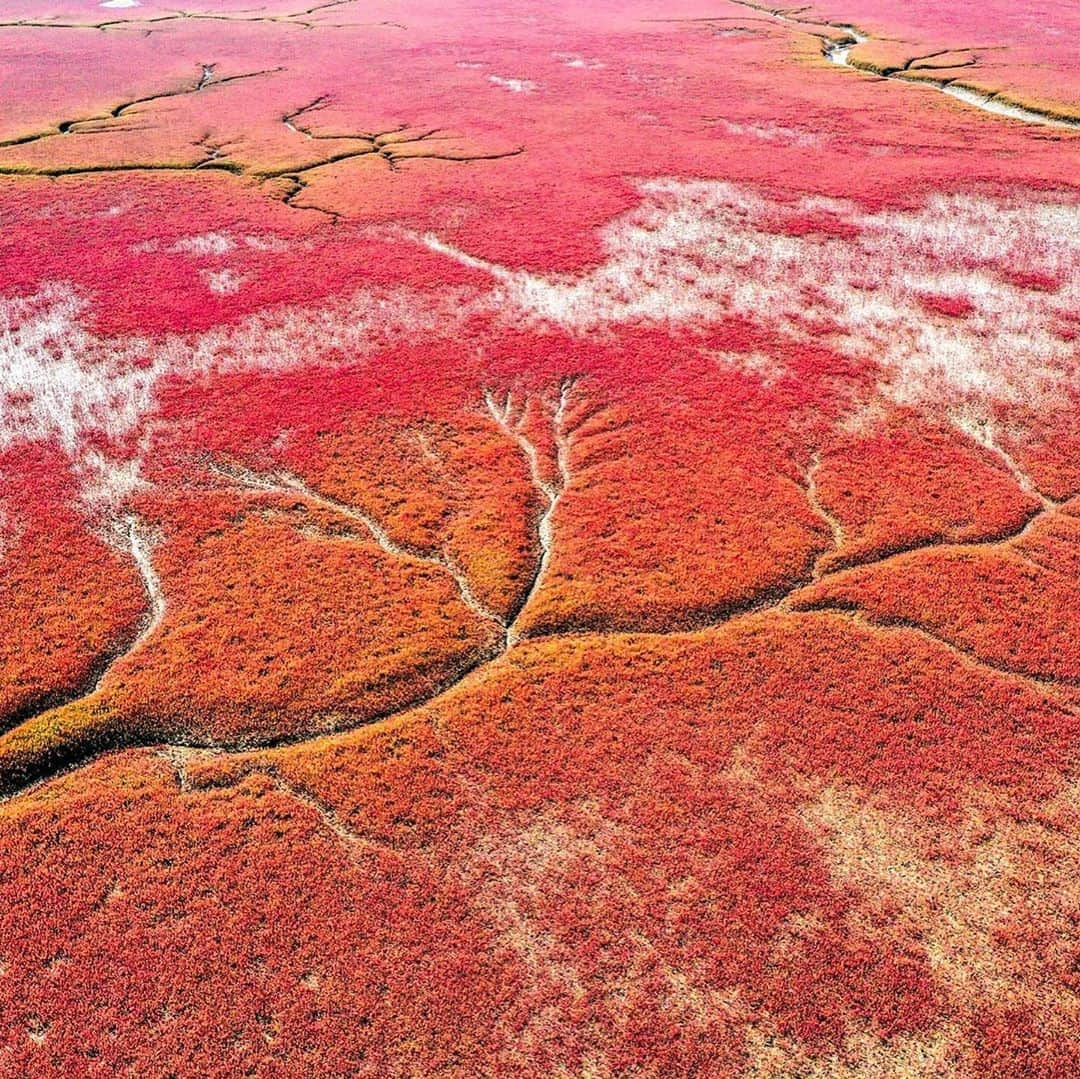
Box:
0;1;1077;1076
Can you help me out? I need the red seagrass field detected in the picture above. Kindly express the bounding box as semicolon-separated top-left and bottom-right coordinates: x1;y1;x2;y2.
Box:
0;1;1078;1075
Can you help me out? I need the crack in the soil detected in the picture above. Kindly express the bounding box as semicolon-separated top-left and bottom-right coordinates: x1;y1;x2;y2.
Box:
789;419;1062;579
0;515;162;741
0;384;584;797
0;65;281;153
155;744;392;854
788;494;1055;585
193;131;244;170
896;48;993;74
268;108;525;183
206;457;505;628
483;378;577;643
952;415;1060;511
125;514;167;640
281;96;333;137
209;377;582;650
0;1;405;36
156;745;194;793
801;451;844;577
0;412;1073;801
794;605;1080;690
718;0;1080;128
0;88;523;223
266;771;384;856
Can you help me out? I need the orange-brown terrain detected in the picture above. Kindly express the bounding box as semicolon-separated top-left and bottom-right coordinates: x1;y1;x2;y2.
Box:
0;1;1077;1076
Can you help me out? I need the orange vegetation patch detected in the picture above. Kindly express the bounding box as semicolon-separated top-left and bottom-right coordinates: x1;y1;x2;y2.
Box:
811;412;1041;574
791;510;1080;691
0;445;143;727
2;610;1076;1075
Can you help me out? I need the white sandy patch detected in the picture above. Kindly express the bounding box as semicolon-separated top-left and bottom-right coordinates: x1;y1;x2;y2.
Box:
0;282;478;512
488;75;539;93
169;231;236;257
553;52;604;70
4;181;1077;517
1;285;151;458
711;117;819;147
422;179;1079;412
202;268;245;295
707;348;785;385
243;234;290;253
100;0;140;7
134;232;290;257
